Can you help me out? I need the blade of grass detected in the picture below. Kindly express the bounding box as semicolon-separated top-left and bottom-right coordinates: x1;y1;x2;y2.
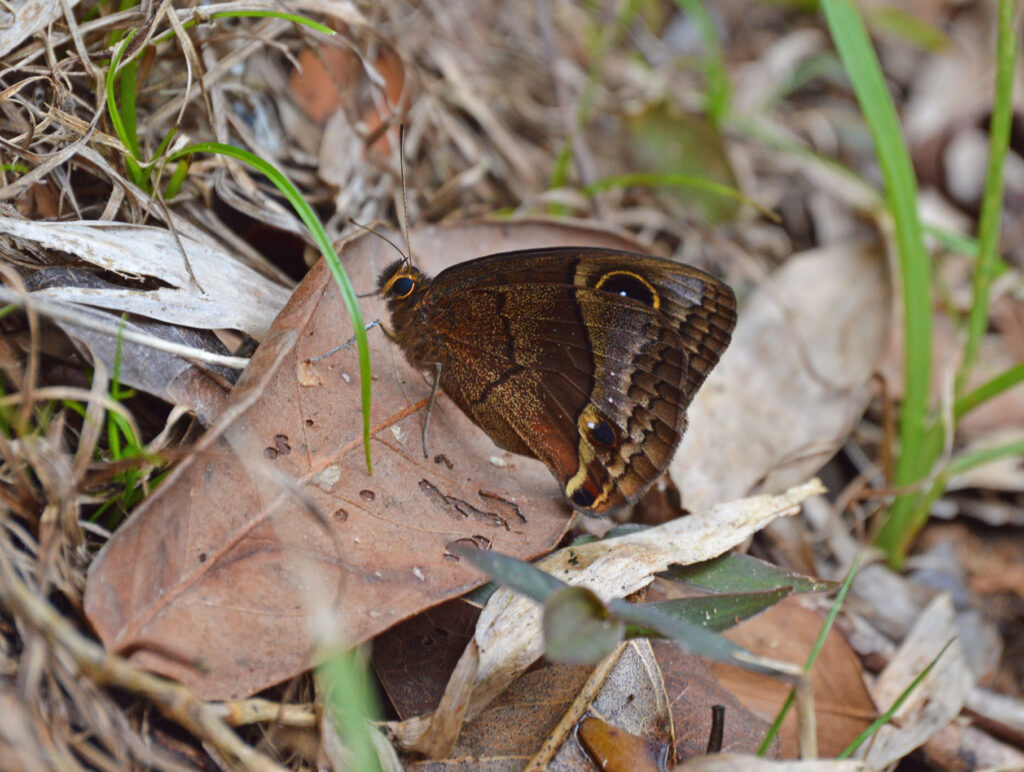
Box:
895;436;1024;559
151;9;335;46
873;0;1018;566
167;142;373;472
673;0;731;124
316;646;381;772
821;0;933;567
838;639;955;758
956;0;1018;396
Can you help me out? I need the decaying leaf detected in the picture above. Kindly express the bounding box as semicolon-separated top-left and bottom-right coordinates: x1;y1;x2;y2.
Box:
857;593;974;768
405;639;770;769
673;241;890;511
710;597;877;758
1;216;291;339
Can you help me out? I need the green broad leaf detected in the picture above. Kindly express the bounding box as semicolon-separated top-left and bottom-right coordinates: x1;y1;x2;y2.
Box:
629;587;792;635
662;553;836;595
543;586;625;664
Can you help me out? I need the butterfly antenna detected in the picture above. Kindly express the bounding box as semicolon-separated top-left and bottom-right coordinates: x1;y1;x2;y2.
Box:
398;124;413;268
348;218;409;262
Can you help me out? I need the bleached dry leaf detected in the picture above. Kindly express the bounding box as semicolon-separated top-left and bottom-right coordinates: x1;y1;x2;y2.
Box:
2;217;291;338
0;0;79;58
674;242;890;511
396;479;824;749
857;593;974;768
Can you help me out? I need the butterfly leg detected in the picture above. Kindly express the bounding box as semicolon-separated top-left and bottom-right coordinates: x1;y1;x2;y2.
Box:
421;361;443;458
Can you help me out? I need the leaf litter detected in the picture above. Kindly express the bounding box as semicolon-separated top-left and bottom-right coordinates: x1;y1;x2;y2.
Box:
1;0;1022;770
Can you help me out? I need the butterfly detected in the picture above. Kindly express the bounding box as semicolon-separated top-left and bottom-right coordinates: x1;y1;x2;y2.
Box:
377;247;736;515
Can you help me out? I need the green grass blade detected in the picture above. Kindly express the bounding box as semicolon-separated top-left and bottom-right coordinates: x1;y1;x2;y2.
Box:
316;647;381;772
105;30;139;159
152;9;335;46
838;639;954;758
821;0;933;567
673;0;731;124
168;142;373;472
871;0;1018;566
956;0;1017;396
955;362;1024;418
757;554;861;755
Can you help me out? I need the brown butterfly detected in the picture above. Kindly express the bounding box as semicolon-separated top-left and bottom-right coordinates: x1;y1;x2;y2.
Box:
377;247;736;515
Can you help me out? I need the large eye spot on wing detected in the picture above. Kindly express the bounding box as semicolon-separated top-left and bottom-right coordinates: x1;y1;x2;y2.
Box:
594;270;659;309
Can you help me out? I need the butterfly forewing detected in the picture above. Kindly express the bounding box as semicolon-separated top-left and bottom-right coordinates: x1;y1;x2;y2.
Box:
379;247;736;515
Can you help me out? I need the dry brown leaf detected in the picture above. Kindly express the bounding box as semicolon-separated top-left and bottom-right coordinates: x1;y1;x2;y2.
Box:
83;220;647;700
673;242;890;511
709;597;876;759
576;716;664;772
373;598;480;720
405;639;768;770
649;641;776;762
1;216;291;338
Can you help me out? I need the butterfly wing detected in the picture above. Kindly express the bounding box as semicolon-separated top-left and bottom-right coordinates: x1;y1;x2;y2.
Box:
418;248;736;514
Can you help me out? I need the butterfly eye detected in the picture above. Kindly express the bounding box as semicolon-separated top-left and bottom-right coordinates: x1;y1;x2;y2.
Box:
389;275;416;299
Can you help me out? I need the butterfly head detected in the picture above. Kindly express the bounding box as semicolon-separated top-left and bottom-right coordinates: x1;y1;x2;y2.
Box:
377;260;428;302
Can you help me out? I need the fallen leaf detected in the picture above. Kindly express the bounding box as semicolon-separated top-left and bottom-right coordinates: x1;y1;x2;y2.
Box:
1;216;290;339
857;593;974;768
650;641;777;762
673;241;890;511
25;266;234;425
710;597;877;758
83;220;649;699
372;599;480;720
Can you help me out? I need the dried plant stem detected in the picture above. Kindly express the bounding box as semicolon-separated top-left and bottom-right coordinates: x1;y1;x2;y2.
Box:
0;540;288;772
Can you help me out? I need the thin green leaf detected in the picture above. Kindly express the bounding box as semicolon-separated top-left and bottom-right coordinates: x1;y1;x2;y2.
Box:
630;587;792;635
152;9;335;46
957;0;1017;396
163;158;190;200
316;646;381;772
105;31;138;159
673;0;731;124
955;362;1024;418
609;598;783;676
876;0;1018;566
167;142;373;471
821;0;933;568
663;553;836;595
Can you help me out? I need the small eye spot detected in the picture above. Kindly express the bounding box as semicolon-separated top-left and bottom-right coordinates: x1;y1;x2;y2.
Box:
587;419;618;448
570;487;596;509
389;275;416;298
